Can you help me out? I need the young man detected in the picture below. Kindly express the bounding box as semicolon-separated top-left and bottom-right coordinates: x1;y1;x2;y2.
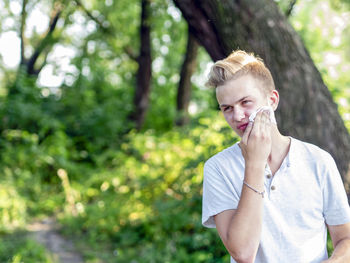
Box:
202;50;350;263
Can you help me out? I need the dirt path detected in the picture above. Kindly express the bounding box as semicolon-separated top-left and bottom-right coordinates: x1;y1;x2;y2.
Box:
27;217;84;263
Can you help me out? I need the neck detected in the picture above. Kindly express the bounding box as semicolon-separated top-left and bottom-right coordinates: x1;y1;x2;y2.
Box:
268;125;290;163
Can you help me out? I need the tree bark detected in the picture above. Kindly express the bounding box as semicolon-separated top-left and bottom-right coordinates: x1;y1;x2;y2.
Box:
131;0;152;130
176;28;199;126
174;0;350;196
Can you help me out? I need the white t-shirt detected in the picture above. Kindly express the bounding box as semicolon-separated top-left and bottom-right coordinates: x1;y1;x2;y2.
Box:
202;137;350;263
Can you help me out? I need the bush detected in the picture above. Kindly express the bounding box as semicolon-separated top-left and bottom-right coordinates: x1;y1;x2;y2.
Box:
58;112;237;262
0;183;27;231
0;232;54;263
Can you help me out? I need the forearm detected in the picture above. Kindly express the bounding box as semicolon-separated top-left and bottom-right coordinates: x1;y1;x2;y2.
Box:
226;164;265;261
324;238;350;263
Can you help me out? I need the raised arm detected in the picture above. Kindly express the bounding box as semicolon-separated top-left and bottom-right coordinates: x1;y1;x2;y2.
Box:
214;111;271;263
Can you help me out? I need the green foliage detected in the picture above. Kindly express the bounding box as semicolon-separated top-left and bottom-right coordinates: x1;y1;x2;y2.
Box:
57;113;235;262
288;0;350;130
0;127;67;221
0;0;348;261
327;232;334;255
0;232;54;263
0;183;27;231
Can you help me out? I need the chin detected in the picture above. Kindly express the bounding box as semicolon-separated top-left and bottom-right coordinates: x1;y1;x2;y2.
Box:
231;128;243;137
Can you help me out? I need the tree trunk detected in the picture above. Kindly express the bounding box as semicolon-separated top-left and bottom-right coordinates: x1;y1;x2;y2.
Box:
176;28;199;126
132;0;152;130
174;0;350;196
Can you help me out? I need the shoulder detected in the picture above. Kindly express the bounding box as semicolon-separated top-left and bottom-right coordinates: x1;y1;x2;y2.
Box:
204;142;242;170
291;137;334;164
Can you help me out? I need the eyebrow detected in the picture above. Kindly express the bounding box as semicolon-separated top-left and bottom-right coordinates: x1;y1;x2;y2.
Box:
219;96;250;108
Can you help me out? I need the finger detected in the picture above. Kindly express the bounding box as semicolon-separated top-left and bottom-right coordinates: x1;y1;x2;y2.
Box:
258;111;267;134
262;110;270;124
261;111;271;136
242;121;253;145
251;111;263;135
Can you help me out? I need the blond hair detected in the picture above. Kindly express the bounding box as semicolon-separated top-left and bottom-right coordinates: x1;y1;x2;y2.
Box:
206;50;275;93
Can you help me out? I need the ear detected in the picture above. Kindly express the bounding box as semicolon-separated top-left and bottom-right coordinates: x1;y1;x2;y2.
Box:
268;90;279;111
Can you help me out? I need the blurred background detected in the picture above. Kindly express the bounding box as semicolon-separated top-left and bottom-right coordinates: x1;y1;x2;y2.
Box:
0;0;349;262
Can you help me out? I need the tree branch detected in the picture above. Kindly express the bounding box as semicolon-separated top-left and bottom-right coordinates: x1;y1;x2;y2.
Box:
74;0;110;32
20;0;28;65
26;4;62;75
124;46;138;61
33;49;50;76
285;0;297;17
173;0;225;61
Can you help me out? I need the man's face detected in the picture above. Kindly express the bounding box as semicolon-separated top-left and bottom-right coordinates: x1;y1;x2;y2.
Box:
216;74;269;137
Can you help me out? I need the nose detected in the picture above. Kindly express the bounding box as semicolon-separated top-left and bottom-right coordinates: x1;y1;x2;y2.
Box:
232;107;246;122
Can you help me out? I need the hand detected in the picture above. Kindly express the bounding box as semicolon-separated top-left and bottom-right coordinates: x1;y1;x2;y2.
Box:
239;111;272;167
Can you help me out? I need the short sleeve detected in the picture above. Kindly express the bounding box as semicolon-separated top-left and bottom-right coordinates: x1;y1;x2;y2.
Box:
202;158;239;228
322;153;350;225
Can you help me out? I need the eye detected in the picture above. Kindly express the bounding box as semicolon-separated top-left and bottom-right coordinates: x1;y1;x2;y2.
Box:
242;100;251;105
223;106;232;112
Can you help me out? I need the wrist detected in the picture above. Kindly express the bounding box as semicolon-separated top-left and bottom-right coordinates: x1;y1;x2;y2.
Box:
244;164;265;186
245;162;266;177
245;160;266;170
